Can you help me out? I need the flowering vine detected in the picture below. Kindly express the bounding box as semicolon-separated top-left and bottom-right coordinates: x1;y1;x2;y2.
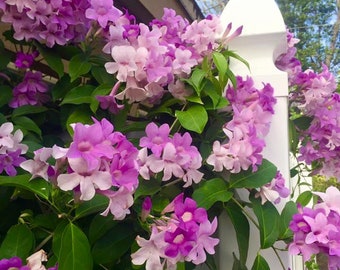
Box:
0;0;337;270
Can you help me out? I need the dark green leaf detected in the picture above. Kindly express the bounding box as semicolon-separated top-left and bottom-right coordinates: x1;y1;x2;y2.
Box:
58;222;93;270
74;194;109;219
225;202;249;263
232;253;248;270
52;74;80;101
92;222;136;264
69;54;92;82
0;41;11;69
12;106;48;118
192;178;232;209
61;85;95;105
0;174;50;200
52;221;68;259
279;201;298;239
251;254;270;270
0;85;12;107
91;66;116;85
134;179;161;199
251;196;280;249
13;116;42;137
175;104;208;134
88;215;117;244
296;190;313;206
35;43;64;78
229;159;277;188
0;224;34;260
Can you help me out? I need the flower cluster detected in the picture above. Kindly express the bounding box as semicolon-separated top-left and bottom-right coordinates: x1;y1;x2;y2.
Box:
255;171;290;204
138;122;203;187
100;7;241;107
289;186;340;270
9;70;49;108
276;30;340;179
131;194;219;269
21;118;139;220
0;0;91;47
0;250;57;270
207;76;277;173
0;122;27;176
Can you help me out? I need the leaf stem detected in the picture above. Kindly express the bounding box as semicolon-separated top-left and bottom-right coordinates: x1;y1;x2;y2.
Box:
231;197;259;229
35;233;53;252
272;246;286;270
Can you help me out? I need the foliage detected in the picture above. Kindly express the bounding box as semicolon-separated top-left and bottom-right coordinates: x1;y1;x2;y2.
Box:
0;1;338;270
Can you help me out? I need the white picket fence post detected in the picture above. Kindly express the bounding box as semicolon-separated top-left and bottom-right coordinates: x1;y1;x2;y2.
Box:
216;0;299;269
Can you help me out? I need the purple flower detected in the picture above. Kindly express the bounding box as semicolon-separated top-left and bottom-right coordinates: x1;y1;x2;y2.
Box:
139;123;170;157
85;0;122;28
0;257;29;270
0;149;26;176
164;227;196;257
14;51;36;69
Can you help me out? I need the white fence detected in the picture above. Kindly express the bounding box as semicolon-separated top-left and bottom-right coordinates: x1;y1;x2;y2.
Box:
216;0;302;269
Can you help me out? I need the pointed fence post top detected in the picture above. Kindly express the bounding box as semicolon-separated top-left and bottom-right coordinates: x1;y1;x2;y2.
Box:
220;0;286;37
219;0;288;96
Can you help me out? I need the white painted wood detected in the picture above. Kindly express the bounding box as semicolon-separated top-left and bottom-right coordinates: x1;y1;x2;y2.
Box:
217;0;296;269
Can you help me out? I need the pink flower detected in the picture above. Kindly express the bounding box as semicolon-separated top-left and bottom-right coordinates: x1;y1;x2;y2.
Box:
57;158;112;201
139;123;170;158
105;45;138;82
85;0;122;28
172;48;197;74
67;121;116;171
100;187;134;220
131;226;166;270
187;218;219;264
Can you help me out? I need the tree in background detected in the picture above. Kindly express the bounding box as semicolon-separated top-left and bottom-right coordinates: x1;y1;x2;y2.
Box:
275;0;339;76
197;0;339;81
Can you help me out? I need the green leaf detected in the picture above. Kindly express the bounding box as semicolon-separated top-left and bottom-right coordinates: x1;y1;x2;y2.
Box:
58;223;93;270
0;224;34;260
251;196;280;249
223;50;250;71
225;202;249;264
52;74;80;101
192;178;232;209
212;51;228;77
251;254;270;270
232;253;248;270
229;159;277;189
61;85;95;105
69;54;92;82
52;221;68;259
88;215;117;244
296;190;313;206
0;41;11;69
92;222;136;264
184;68;206;95
91;66;116;85
12;105;48;118
279;201;298;239
35;43;64;78
0;85;12;107
175;104;208;134
74;194;109;219
13;116;42;137
134;179;161;199
0;174;50;200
